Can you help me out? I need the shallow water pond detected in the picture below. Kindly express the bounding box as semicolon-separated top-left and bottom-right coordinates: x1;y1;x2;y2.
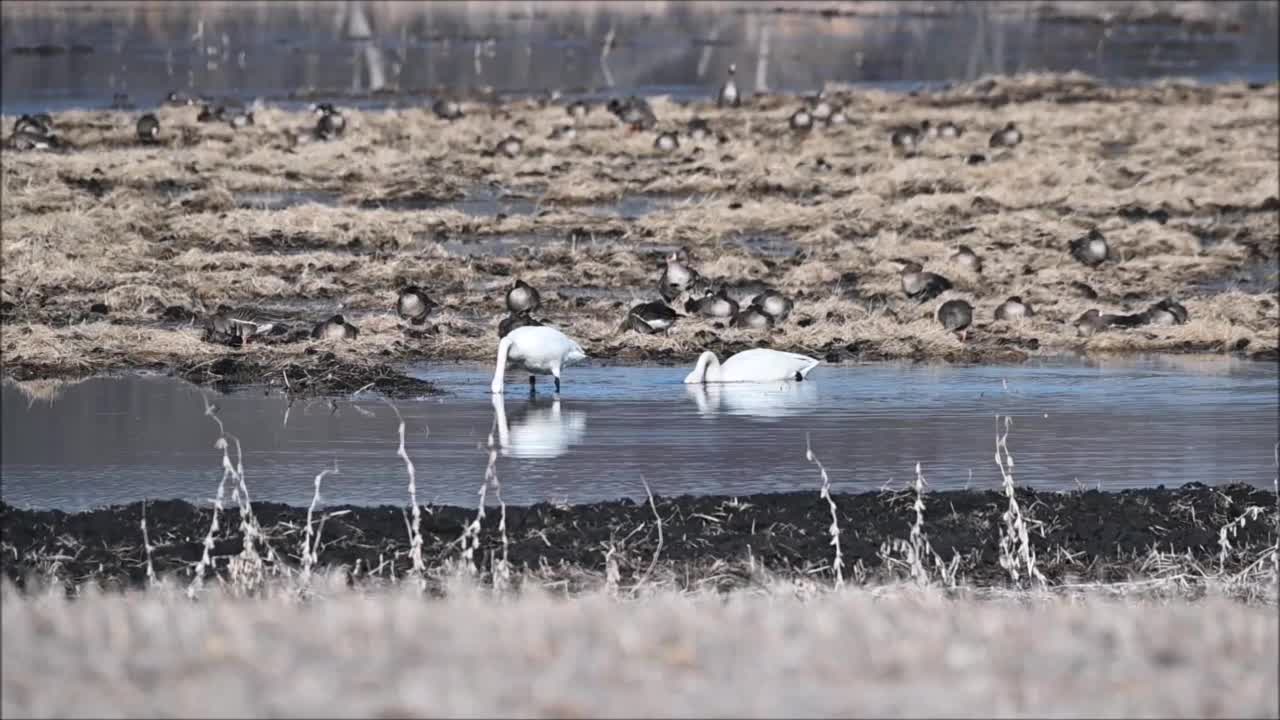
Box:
231;186;691;222
2;355;1276;511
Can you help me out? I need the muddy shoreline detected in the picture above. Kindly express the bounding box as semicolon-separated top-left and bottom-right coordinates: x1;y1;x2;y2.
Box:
3;483;1275;593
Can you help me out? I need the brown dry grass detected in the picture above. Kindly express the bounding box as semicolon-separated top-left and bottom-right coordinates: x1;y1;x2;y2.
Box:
2;73;1277;378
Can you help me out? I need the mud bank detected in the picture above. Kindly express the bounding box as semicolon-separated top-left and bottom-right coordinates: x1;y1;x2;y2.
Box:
3;482;1275;593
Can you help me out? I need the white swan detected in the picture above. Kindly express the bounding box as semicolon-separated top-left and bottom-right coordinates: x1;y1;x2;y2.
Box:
491;325;587;395
683;348;821;384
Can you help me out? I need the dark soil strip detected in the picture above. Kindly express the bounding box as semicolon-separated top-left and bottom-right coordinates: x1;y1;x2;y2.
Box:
2;484;1275;593
176;351;440;399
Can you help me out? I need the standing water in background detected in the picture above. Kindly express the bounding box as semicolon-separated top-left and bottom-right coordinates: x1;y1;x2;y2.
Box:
2;1;1276;114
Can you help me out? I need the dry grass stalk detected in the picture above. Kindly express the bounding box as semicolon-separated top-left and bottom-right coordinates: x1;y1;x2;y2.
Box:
187;395;233;599
224;431;267;594
805;434;844;588
381;400;425;588
300;463;339;585
139;501;157;589
193;392;270;595
1218;505;1270;574
907;463;931;584
457;434;491;578
603;541;621;596
216;417;271;591
877;463;959;587
995;415;1047;589
634;476;665;592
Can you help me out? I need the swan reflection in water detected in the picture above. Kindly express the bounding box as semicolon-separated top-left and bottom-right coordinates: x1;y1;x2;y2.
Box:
685;380;820;419
490;393;587;459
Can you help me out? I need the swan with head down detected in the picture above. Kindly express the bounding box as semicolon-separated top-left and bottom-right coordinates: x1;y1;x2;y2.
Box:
684;348;821;384
491;325;587;395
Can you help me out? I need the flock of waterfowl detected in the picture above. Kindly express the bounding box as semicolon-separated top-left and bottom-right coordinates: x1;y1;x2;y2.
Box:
6;63;1202;391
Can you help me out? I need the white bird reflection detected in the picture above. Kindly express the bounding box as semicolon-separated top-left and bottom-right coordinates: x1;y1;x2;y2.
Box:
685;380;820;419
490;393;587;459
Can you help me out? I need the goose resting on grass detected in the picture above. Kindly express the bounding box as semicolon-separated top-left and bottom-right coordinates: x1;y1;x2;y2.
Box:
491;325;587;395
205;305;277;344
896;260;953;302
994;296;1034;321
654;131;680;152
685;288;739;319
136;114;160;144
1074;309;1109;337
433;98;464;120
789;108;814;133
506;279;541;313
1143;297;1189;326
684;348;821;384
1070;229;1109;267
548;125;577;141
397;286;438;325
566;99;590;121
731;306;774;330
312;314;358;340
688;118;712;143
890;121;930;153
950;245;983;273
313;104;346;140
937;299;974;340
495;135;523;158
623;301;679;335
989;121;1023;148
751;290;794;323
936;121;963;139
658;249;699;302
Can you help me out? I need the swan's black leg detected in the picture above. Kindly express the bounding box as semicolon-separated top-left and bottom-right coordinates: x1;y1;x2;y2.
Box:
554;375;561;394
528;375;536;396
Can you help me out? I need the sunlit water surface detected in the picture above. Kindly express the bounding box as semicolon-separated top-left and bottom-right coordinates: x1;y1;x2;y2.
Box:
2;355;1276;510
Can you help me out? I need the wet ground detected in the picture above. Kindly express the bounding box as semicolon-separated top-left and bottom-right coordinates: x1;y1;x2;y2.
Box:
3;356;1277;510
2;1;1277;114
1;480;1275;592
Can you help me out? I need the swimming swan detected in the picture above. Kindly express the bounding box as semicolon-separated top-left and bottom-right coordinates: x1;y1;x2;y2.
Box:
684;348;821;384
491;325;587;395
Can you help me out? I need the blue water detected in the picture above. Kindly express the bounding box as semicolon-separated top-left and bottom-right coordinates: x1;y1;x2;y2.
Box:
2;355;1276;510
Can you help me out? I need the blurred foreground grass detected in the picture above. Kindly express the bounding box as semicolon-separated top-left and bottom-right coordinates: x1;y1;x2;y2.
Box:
2;576;1276;718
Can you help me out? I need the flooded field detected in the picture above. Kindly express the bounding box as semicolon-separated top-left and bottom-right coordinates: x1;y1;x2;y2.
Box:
3;78;1278;382
3;355;1276;510
3;6;1277;719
